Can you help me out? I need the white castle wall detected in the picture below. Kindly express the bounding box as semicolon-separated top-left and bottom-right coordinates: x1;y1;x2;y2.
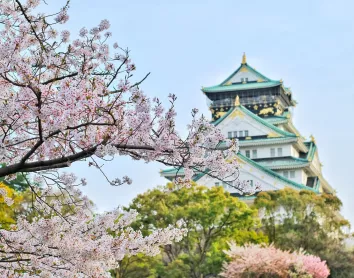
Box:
239;144;294;159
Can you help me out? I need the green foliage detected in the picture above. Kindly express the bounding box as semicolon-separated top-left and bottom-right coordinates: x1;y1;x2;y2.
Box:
121;183;267;278
254;188;354;278
0;165;30;192
110;254;162;278
0;182;25;229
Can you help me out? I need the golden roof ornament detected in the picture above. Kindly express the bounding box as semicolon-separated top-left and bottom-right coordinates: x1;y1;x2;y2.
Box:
234;95;240;106
310;135;316;143
241;52;247;64
280;79;283;84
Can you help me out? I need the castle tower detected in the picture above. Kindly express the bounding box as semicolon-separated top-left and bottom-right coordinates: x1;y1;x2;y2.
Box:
161;54;334;200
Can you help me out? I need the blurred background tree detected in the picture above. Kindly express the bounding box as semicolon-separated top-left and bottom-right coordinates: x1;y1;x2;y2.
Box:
254;188;354;278
114;183;267;278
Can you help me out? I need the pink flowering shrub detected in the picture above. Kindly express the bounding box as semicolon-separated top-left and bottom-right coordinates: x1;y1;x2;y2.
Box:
299;254;331;278
221;243;330;278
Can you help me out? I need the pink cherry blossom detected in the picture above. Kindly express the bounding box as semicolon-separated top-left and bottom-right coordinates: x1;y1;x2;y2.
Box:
221;242;330;278
0;0;244;276
0;185;187;277
0;0;239;190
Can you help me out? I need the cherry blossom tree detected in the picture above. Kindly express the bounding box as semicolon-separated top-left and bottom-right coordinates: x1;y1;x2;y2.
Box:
0;183;188;277
0;0;249;276
0;0;240;186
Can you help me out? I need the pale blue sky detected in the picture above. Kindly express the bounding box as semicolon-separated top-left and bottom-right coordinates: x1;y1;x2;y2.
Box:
44;1;354;222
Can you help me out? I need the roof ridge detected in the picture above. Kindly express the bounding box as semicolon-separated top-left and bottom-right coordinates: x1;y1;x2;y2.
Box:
202;81;280;93
253;156;308;162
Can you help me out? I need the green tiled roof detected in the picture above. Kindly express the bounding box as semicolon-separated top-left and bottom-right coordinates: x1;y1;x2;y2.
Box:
203;81;281;93
314;177;321;191
238;153;318;193
221;63;272;85
160;153;318;193
254;156;309;170
202;63;281;94
263;115;289;125
160;167;185;175
160;168;206;181
214;137;298;149
304;141;317;161
212;105;296;138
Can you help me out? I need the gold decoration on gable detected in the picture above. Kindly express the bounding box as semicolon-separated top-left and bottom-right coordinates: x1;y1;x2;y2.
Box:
240;66;248;72
234;95;240;106
274;108;283;116
230;109;244;119
224;81;232;86
236;157;246;165
267;132;280;138
259;107;274;116
216;111;226;118
310;135;316;144
253;105;259;110
241;52;247;64
257;79;264;83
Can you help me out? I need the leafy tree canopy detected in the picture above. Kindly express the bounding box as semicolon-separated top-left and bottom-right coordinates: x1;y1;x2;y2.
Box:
119;183;267;278
254;188;353;278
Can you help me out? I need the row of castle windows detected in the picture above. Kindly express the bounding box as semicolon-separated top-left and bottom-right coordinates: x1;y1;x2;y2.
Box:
228;130;249;138
284;170;296;178
271;148;283;157
244;148;283;159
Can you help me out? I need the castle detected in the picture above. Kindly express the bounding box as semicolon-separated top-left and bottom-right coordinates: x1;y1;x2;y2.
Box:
161;54;334;200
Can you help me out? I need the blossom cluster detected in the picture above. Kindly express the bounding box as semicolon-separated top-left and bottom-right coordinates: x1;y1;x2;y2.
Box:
0;0;239;188
0;0;243;276
0;185;187;277
221;242;330;278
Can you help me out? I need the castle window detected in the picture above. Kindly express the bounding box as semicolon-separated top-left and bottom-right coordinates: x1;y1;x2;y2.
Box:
290;171;295;178
228;132;232;139
247;180;254;187
270;148;275;157
233;131;238;138
215;182;220;186
245;78;249;82
245;130;249;137
277;148;283;157
283;171;289;178
252;149;257;158
239;131;244;137
245;150;251;158
241;78;245;82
